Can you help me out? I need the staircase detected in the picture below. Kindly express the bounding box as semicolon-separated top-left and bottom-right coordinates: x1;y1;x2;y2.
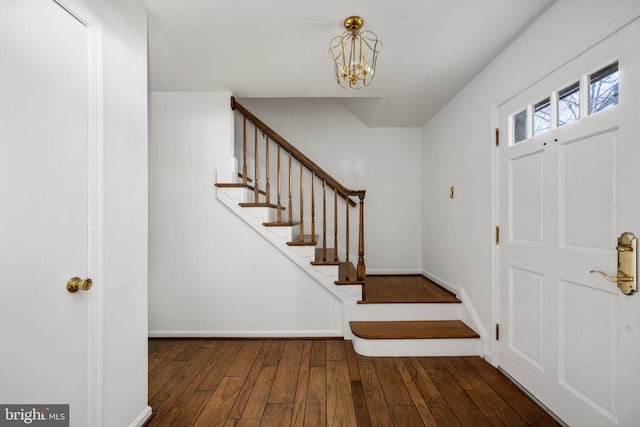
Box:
215;97;483;357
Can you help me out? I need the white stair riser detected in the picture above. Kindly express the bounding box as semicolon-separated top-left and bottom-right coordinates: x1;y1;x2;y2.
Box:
352;336;481;357
346;302;462;321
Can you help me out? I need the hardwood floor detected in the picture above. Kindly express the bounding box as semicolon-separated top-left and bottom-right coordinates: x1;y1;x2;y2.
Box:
148;338;559;426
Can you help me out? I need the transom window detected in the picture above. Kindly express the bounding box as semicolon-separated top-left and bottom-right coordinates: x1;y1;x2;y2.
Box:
510;61;619;145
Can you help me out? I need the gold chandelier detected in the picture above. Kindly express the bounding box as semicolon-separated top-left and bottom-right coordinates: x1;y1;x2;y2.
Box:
329;16;381;90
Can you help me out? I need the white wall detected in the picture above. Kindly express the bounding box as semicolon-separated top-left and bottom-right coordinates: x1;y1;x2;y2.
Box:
238;98;423;274
421;0;640;358
148;92;344;337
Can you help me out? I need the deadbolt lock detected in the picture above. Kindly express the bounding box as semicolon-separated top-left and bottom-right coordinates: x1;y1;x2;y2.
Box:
590;232;636;295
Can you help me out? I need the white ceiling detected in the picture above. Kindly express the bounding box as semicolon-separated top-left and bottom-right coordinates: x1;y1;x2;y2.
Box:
142;0;555;127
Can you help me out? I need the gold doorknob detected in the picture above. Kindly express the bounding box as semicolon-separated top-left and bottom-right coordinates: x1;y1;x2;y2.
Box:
67;277;93;293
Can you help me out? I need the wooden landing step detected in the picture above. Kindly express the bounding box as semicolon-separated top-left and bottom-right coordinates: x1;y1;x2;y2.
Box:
360;275;460;304
350;320;479;340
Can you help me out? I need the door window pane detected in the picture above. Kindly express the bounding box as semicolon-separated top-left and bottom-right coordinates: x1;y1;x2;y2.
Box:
589;62;619;114
558;82;580;126
533;98;551;136
513;109;527;144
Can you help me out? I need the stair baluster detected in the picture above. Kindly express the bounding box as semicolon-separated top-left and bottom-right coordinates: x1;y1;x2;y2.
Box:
242;116;247;185
333;190;338;262
276;145;282;222
253;126;259;203
311;172;315;241
345;197;350;280
229;96;367;290
322;180;327;262
288;151;292;223
299;162;304;241
265;134;270;204
358;193;366;284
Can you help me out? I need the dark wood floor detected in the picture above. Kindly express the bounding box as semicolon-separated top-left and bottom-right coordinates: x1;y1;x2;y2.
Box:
148;338;559;426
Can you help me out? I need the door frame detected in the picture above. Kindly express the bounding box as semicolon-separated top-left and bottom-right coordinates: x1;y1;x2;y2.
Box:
53;1;104;424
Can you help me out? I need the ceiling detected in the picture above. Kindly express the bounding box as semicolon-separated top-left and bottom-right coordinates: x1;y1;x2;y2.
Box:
142;0;556;127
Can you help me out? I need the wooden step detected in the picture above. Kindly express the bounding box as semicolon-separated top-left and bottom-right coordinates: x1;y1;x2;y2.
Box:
215;182;266;196
359;275;460;304
239;202;284;209
350;320;479;340
263;221;300;227
311;248;340;265
286;234;317;246
335;262;364;285
215;182;245;188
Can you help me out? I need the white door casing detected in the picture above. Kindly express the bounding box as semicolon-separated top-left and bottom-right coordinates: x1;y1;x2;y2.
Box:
498;24;640;427
0;0;101;425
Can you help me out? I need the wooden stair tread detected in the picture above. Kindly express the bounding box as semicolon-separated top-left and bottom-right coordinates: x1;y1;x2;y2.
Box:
311;248;340;265
359;275;461;304
215;183;245;188
239;202;284;210
287;234;317;246
215;182;267;196
263;221;300;227
350;320;479;340
335;262;364;285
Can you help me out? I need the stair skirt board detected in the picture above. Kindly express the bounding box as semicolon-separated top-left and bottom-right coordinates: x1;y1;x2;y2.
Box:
352;336;482;357
216;185;362;302
148;330;343;338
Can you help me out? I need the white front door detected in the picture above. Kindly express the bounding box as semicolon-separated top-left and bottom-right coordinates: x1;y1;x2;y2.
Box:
498;24;640;427
0;0;95;425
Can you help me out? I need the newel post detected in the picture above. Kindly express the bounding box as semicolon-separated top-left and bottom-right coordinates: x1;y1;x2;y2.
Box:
357;191;366;282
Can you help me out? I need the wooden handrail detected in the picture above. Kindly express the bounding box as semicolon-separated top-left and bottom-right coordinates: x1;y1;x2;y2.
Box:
231;97;363;206
230;96;366;283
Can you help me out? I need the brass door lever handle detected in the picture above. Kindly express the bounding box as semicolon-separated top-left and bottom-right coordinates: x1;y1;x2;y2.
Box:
590;270;634;282
590;232;636;295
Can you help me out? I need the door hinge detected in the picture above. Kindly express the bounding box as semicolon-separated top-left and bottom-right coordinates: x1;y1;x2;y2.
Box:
495;128;500;147
496;324;500;341
496;226;500;245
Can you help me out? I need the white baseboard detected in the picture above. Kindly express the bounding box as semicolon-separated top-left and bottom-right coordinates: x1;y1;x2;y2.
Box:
129;406;152;427
421;270;459;295
366;268;422;275
148;329;343;338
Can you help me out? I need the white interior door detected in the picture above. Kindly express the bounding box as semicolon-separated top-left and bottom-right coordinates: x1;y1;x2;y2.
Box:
498;27;640;427
0;0;94;424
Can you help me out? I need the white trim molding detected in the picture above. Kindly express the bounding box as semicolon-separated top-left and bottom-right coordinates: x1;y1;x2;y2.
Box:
129;406;153;427
421;270;490;358
148;330;344;338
